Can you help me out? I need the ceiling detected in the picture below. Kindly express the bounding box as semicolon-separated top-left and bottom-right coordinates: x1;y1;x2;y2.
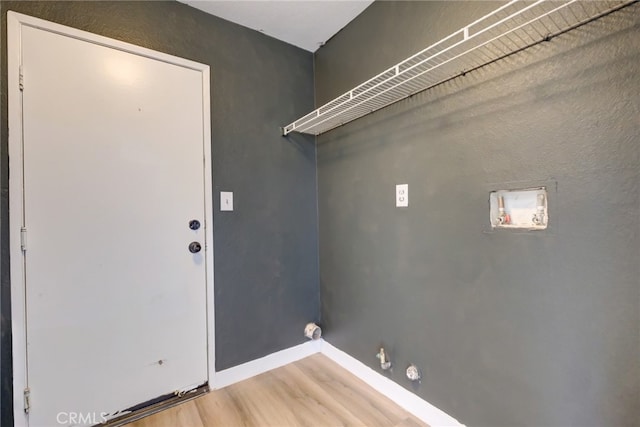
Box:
180;0;374;52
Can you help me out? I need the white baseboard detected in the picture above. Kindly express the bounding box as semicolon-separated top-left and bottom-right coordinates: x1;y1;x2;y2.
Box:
321;341;465;427
212;338;463;427
213;340;322;389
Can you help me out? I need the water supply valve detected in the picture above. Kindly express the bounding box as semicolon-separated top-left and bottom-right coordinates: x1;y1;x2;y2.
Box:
532;193;546;226
376;347;391;370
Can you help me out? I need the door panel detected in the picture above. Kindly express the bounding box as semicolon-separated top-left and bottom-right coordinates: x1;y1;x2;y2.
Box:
21;25;208;426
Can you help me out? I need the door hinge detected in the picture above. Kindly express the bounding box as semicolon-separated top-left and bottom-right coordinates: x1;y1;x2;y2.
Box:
24;387;30;414
19;65;24;91
21;227;27;252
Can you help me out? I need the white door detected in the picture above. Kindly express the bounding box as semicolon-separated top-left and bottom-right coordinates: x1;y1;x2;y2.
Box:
18;20;210;427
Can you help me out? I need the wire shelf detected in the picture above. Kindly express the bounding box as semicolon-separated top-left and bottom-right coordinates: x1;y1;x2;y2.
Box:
282;0;635;136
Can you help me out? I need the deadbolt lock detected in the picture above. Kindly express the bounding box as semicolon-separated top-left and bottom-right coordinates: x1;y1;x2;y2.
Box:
188;242;202;253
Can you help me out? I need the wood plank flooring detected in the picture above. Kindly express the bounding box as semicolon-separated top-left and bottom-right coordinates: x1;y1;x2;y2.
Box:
126;354;428;427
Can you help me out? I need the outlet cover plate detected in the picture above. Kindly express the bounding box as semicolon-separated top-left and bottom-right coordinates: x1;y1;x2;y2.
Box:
396;184;408;207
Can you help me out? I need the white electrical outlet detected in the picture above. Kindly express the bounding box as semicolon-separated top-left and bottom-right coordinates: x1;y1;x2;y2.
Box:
396;184;408;207
220;191;233;211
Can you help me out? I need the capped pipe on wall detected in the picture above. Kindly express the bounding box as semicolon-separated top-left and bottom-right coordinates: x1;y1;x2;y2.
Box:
304;323;322;340
406;364;421;382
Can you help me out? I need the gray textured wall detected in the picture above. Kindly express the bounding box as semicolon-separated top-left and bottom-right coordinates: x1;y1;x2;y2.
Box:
0;2;318;425
316;2;639;426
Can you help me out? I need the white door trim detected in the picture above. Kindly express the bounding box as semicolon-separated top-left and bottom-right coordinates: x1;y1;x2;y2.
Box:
7;12;215;427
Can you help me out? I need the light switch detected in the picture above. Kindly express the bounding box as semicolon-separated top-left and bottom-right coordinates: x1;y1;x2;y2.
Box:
220;191;233;211
396;184;408;207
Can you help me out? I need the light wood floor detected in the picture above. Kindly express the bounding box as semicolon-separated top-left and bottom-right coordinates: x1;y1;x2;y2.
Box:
126;354;428;427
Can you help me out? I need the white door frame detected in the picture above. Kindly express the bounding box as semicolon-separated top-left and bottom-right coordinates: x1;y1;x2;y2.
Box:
7;12;215;427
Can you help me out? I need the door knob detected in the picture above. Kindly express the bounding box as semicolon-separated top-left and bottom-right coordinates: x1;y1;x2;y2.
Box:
188;242;202;253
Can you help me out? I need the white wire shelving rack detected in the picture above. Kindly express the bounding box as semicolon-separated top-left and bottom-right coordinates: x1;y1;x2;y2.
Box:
282;0;636;136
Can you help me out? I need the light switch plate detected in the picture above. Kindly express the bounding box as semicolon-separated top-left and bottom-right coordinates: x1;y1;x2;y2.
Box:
396;184;408;207
220;191;233;211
